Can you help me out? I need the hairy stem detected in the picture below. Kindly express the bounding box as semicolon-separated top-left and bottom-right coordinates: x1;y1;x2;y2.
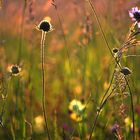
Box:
41;31;51;140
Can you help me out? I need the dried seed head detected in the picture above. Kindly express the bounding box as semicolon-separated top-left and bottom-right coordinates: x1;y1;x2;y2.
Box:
112;48;121;60
37;18;53;32
120;67;132;75
112;48;119;53
7;64;21;76
38;20;51;32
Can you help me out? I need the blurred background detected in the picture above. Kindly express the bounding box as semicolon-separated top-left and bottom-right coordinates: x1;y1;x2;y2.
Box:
0;0;140;139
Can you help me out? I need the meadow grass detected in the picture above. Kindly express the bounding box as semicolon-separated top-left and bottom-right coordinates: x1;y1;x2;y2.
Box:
0;1;140;140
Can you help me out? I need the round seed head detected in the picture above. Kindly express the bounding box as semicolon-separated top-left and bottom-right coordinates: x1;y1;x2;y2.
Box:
7;64;21;76
120;67;132;75
37;19;52;32
112;48;119;53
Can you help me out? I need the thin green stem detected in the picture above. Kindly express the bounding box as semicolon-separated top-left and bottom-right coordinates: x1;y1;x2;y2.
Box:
99;64;117;106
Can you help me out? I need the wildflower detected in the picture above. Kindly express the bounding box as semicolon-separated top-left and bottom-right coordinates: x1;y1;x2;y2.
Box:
68;99;86;122
74;85;82;95
124;117;132;127
34;115;44;133
7;64;21;76
124;117;133;132
37;17;53;32
62;123;73;132
69;99;85;112
129;7;140;28
70;113;81;122
111;124;119;133
120;67;132;75
111;124;122;139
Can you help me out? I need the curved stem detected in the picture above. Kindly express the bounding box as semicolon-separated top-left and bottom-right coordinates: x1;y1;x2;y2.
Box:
88;66;116;140
88;69;126;140
87;1;135;139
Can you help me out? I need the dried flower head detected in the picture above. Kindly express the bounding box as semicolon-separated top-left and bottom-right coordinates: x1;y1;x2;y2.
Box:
120;67;132;76
129;7;140;28
7;64;21;76
37;17;53;32
112;48;119;53
112;48;120;59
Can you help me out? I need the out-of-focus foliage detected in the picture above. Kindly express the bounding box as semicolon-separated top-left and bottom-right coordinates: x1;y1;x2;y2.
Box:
0;0;140;140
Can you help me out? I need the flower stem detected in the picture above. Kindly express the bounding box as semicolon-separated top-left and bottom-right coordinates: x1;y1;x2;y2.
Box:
41;31;51;140
87;1;135;139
